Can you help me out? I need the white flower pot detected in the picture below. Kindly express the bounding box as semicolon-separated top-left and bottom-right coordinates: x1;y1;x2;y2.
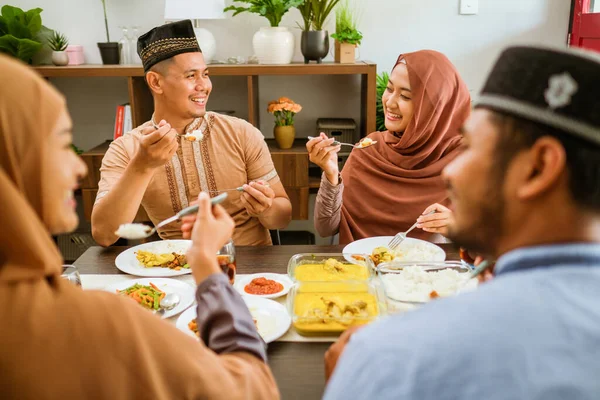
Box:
52;51;69;66
252;27;294;65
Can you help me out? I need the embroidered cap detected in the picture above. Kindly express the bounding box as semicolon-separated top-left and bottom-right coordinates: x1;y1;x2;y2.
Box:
137;19;201;72
476;46;600;145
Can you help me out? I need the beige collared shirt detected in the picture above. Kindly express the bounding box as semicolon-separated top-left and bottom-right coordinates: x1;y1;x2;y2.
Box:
96;112;279;245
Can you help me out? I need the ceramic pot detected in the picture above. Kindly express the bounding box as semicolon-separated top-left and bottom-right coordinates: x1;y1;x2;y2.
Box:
301;30;329;64
274;125;296;149
253;27;294;65
97;42;120;65
51;51;69;66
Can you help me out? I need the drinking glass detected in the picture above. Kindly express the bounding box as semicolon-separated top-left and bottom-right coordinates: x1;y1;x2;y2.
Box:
216;239;236;284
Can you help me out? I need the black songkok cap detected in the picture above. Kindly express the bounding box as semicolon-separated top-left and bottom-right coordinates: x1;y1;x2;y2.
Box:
476;46;600;145
137;19;201;72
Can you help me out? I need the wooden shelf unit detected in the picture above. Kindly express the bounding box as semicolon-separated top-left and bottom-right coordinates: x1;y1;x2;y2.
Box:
35;62;377;221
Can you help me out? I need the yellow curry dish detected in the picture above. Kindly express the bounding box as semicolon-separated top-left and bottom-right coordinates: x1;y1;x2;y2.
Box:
293;258;370;282
292;292;379;335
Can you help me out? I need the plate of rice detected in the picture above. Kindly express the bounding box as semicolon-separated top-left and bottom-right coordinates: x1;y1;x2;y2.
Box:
377;262;478;313
115;240;193;277
342;237;446;266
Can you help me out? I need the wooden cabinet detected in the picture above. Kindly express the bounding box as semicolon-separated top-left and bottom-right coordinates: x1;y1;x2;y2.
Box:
34;62;377;221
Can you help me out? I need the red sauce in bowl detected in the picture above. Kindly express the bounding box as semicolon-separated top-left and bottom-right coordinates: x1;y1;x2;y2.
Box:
244;277;284;295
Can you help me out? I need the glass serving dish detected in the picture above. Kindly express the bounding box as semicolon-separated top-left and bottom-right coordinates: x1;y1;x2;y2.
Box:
377;261;477;314
287;253;375;283
287;280;385;336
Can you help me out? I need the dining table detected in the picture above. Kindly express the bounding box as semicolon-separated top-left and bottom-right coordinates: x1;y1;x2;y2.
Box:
74;243;460;400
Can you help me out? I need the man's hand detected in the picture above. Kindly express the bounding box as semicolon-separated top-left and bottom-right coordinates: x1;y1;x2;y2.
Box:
324;326;363;382
131;119;178;171
240;180;275;217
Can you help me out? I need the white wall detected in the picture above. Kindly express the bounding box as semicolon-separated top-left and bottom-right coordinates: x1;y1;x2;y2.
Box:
7;0;571;243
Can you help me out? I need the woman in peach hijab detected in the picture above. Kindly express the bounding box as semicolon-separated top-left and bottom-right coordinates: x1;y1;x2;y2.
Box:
308;50;470;244
0;55;278;399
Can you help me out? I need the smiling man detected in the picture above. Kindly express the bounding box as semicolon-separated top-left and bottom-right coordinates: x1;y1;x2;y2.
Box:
92;20;291;247
323;46;600;399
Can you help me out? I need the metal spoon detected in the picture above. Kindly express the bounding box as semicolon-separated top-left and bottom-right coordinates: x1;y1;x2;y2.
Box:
307;136;377;149
154;292;181;316
115;192;228;240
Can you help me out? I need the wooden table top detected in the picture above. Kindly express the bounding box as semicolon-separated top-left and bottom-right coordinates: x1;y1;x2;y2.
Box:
74;244;460;399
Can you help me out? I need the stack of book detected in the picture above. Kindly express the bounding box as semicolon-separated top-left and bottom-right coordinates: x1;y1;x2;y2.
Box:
113;103;132;140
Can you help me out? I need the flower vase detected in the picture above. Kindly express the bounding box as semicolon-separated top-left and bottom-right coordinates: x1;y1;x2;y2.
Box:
274;125;295;149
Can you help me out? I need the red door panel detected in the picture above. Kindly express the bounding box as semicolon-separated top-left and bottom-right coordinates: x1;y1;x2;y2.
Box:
570;0;600;52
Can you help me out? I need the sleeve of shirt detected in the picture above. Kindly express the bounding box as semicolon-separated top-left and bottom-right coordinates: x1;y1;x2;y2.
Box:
95;137;131;204
195;273;267;362
242;122;280;184
314;172;344;237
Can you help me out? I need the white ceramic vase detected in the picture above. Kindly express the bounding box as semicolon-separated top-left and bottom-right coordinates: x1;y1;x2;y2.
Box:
52;51;69;66
252;27;294;65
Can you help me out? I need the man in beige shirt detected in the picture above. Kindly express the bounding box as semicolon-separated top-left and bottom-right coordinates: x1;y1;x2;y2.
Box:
92;20;291;246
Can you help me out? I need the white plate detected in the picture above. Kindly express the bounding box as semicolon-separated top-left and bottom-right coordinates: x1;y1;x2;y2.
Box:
105;278;195;319
176;296;291;344
115;240;193;277
342;237;446;265
233;273;293;299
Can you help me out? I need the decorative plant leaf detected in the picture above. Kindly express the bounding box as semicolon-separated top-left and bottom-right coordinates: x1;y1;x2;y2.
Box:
376;71;390;132
0;6;44;63
0;35;42;63
225;0;303;27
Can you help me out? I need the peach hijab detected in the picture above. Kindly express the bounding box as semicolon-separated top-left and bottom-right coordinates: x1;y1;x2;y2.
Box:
0;55;277;399
339;50;471;244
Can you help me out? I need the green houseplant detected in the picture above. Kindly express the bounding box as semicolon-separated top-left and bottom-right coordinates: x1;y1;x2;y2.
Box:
0;5;45;64
48;30;69;66
298;0;340;63
331;0;362;63
376;71;390;131
224;0;303;64
97;0;119;64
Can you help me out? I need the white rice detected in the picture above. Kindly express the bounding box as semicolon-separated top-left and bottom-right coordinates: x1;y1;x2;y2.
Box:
382;265;477;303
393;241;443;262
115;223;151;240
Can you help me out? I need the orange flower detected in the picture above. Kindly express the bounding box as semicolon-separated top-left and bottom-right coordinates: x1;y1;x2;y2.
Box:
278;96;293;104
291;104;302;113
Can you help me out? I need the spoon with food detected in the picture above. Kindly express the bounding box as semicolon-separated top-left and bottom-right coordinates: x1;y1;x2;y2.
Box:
115;192;228;240
307;136;377;149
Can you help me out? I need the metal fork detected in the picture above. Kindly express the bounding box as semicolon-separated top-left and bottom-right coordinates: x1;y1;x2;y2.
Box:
207;182;270;194
388;210;436;251
307;136;358;148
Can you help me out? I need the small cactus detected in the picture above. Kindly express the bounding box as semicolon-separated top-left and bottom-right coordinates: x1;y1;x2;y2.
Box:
48;31;69;52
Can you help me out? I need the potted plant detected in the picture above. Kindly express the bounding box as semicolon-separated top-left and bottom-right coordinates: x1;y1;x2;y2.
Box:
298;0;340;64
0;6;46;64
376;71;389;131
224;0;303;65
331;0;362;63
268;97;302;149
48;31;69;66
97;0;119;64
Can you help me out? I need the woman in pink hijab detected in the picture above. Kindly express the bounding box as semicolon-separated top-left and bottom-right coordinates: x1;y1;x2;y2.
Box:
308;50;471;244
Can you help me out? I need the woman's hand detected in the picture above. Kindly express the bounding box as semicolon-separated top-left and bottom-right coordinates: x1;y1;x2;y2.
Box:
186;192;235;284
417;203;452;237
307;132;341;185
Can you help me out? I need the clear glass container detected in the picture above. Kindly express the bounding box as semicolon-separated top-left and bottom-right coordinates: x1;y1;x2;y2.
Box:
287;253;375;283
287;280;384;336
118;26;131;65
216;239;236;284
129;26;142;65
61;265;81;287
377;261;476;314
